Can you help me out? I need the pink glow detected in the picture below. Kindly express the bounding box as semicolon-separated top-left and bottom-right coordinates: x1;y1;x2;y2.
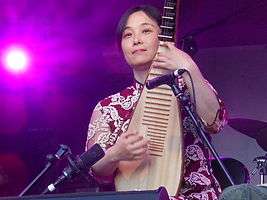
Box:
2;46;30;74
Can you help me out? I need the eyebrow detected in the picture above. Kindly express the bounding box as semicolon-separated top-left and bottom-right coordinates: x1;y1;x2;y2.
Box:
124;22;156;31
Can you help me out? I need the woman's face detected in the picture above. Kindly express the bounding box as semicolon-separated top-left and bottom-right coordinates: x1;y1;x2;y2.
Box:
121;11;160;70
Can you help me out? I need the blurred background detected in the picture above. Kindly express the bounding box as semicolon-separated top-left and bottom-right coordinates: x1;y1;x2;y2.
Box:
0;0;266;197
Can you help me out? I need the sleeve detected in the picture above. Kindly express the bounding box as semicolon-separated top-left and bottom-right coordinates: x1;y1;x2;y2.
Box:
85;102;113;152
198;80;227;134
85;102;114;184
177;76;227;134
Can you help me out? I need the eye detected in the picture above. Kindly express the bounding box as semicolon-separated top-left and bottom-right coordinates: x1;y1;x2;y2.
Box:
143;28;152;34
123;32;132;38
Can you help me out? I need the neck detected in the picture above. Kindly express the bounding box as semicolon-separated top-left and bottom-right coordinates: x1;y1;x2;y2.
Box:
132;64;151;84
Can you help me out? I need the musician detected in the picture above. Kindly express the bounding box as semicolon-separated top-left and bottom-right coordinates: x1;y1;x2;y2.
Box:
85;5;227;200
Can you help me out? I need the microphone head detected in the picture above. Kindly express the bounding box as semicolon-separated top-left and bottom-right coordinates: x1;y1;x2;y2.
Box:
174;69;186;76
145;81;152;90
77;143;105;171
54;144;71;159
145;73;175;90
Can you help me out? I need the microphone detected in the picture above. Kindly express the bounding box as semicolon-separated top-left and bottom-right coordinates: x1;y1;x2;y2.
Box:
42;143;105;194
146;69;186;90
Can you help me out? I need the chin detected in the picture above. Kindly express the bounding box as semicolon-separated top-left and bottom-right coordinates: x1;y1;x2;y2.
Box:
130;57;153;68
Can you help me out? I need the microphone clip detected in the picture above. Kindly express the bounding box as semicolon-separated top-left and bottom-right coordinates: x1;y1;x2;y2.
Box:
46;144;71;164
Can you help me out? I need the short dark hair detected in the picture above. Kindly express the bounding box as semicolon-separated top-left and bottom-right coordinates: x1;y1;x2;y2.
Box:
116;5;161;47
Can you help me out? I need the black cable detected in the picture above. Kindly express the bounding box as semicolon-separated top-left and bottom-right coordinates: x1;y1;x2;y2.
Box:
183;69;197;114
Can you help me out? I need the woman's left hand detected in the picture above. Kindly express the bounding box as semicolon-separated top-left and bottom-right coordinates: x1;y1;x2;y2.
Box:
151;41;193;71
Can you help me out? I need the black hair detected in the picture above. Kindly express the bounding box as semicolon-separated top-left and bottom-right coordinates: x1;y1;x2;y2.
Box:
116;5;161;47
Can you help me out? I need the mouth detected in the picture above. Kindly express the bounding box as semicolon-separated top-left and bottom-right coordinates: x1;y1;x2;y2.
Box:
132;49;147;54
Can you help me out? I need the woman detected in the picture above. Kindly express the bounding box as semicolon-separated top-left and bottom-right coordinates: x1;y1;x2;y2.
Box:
85;5;226;200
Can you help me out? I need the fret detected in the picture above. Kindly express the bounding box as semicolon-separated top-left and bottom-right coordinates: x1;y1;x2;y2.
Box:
166;2;176;7
162;31;174;37
142;122;168;129
160;25;173;30
148;147;164;153
162;16;174;20
149;152;162;157
149;142;164;150
149;140;165;146
143;114;169;121
165;0;176;4
147;126;167;133
146;88;171;95
146;96;172;103
162;20;175;26
145;100;171;107
165;12;175;17
143;118;169;125
163;11;176;19
161;29;173;34
148;143;164;150
164;6;175;10
162;10;176;22
161;30;174;39
148;137;165;143
158;34;173;39
144;104;170;112
162;27;175;33
158;38;173;42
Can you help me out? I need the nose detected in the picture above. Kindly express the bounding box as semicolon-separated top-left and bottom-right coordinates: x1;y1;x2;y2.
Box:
133;33;143;45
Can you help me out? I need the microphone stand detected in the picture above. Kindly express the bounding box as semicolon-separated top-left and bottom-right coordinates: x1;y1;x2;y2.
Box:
41;154;80;194
168;82;235;186
253;154;267;185
42;153;93;194
19;144;70;197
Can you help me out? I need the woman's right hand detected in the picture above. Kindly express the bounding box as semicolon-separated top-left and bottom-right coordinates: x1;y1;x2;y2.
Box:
109;131;149;162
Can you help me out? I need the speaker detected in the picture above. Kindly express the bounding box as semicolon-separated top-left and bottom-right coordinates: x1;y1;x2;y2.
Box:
0;187;170;200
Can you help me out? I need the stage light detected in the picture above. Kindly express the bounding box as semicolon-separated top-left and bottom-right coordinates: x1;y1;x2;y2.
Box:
2;46;30;74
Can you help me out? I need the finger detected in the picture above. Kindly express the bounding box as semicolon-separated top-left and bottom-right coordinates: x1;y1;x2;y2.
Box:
122;131;138;139
159;41;175;49
132;146;147;155
132;150;148;160
129;140;148;151
151;61;168;68
164;41;176;50
126;133;144;144
129;138;148;150
159;41;169;47
132;155;146;160
154;54;168;62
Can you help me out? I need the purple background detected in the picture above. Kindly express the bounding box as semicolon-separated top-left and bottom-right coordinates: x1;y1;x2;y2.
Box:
0;0;266;196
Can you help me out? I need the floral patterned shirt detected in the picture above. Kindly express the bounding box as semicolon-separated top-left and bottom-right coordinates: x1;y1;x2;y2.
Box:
86;77;227;200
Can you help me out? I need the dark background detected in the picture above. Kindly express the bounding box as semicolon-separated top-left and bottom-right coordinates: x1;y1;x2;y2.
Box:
0;0;266;196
